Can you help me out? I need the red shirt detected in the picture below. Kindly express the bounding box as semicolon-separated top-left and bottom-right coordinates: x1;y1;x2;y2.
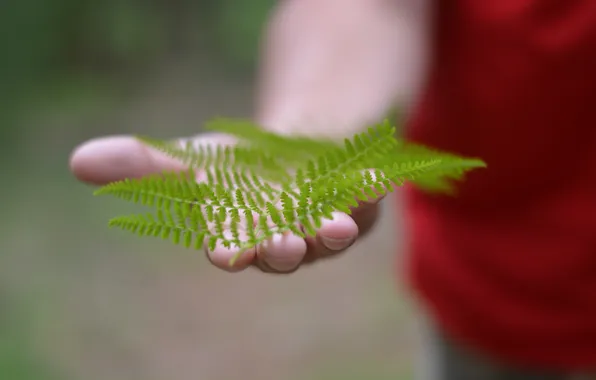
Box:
403;0;596;369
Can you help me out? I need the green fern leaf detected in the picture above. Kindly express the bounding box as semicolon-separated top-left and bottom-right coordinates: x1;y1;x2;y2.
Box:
94;118;486;265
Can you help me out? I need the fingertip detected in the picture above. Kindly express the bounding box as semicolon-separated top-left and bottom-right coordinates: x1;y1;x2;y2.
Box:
69;136;136;185
258;233;307;273
69;138;99;185
318;212;359;241
69;136;185;186
207;241;256;272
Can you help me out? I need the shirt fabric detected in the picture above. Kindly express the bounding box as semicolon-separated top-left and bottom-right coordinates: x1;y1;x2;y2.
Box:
403;0;596;370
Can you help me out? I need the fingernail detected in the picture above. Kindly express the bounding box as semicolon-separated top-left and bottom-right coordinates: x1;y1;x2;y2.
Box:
321;237;355;251
258;233;307;272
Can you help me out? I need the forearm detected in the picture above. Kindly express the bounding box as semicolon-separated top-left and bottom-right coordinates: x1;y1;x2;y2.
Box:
255;0;432;139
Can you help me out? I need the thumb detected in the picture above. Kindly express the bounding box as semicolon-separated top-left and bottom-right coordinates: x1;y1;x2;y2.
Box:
69;132;236;186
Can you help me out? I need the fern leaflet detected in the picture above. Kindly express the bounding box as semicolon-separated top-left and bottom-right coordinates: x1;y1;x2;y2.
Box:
94;118;486;265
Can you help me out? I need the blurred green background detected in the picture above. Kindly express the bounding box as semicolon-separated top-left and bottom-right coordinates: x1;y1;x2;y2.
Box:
0;2;415;379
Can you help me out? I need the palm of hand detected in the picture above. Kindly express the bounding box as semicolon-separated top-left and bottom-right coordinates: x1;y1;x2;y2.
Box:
70;132;381;274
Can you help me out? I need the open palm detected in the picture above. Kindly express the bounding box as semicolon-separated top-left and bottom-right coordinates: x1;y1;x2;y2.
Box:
69;132;383;274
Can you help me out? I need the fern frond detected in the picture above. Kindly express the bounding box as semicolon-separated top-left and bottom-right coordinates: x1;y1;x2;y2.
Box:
94;118;487;265
205;117;340;159
137;136;291;183
388;143;487;193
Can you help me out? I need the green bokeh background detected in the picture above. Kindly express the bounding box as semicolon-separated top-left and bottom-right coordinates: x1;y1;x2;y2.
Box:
0;2;413;379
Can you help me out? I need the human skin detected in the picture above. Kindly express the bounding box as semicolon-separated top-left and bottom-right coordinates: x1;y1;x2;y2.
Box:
69;0;431;274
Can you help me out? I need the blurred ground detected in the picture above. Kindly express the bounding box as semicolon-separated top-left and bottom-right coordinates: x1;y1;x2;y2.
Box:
0;59;418;380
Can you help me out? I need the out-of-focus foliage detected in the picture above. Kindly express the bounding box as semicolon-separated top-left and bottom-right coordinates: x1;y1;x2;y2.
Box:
212;0;275;70
0;2;415;379
0;2;273;379
0;0;274;153
1;0;272;75
0;293;62;380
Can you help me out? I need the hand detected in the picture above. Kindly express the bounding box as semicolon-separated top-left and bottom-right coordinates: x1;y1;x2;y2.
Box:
69;133;383;274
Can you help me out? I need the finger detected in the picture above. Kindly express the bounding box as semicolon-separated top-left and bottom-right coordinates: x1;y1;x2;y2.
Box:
304;211;359;260
205;227;258;272
206;242;257;273
255;171;386;268
69;135;188;186
69;132;236;186
255;232;308;273
347;168;388;236
350;201;381;237
352;169;389;208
